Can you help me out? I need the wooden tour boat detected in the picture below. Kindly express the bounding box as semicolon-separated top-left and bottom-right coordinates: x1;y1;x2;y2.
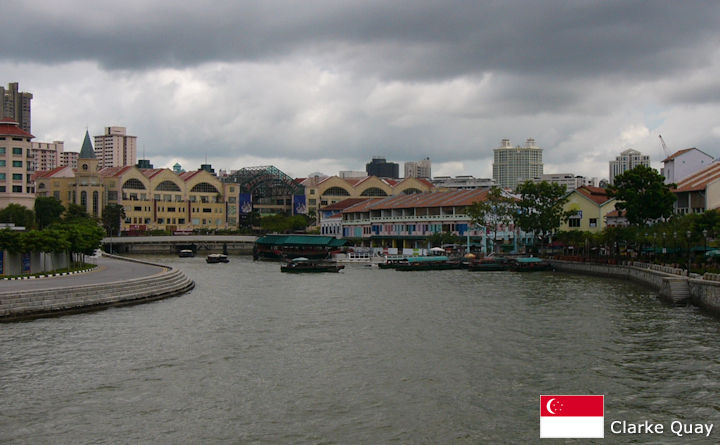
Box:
394;256;462;271
179;249;195;258
467;257;508;271
280;257;345;273
509;257;552;271
206;254;229;263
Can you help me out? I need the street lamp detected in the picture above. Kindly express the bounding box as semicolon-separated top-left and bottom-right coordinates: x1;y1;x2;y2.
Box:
644;232;649;261
703;229;709;274
686;230;692;274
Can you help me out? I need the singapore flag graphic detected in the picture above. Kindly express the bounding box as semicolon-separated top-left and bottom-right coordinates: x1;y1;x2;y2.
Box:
540;395;604;438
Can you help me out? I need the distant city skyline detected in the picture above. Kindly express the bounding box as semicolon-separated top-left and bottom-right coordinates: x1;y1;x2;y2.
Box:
2;3;720;179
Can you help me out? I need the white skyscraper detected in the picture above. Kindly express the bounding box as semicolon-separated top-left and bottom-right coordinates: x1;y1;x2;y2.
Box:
608;149;650;184
492;138;543;190
93;126;137;168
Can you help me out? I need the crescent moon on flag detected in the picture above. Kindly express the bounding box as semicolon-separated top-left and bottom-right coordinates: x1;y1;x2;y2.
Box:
546;398;556;415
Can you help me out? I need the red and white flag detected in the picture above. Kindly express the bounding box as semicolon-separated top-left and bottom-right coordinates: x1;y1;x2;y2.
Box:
540;395;604;438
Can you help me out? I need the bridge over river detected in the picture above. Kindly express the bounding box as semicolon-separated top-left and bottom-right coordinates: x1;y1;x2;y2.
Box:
102;235;257;254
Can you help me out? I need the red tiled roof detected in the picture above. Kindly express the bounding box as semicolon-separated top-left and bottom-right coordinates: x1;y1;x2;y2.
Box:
575;186;612;204
662;148;695;162
320;198;370;211
674;162;720;192
342;189;489;213
98;166;134;177
179;170;202;181
140;168;166;179
605;209;627;217
0;119;34;138
31;166;68;180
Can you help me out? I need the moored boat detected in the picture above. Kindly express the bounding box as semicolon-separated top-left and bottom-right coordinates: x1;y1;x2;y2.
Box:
394;256;462;271
206;254;229;263
280;257;345;273
508;257;552;271
467;257;508;271
179;249;195;258
377;255;410;269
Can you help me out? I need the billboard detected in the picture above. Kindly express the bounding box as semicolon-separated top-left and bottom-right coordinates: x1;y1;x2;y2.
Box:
238;193;253;215
293;195;307;215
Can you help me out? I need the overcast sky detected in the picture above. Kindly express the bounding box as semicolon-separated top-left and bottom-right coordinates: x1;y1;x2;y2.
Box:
3;1;720;179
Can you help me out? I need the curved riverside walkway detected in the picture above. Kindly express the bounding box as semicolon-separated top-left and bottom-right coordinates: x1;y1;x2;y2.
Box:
0;254;194;322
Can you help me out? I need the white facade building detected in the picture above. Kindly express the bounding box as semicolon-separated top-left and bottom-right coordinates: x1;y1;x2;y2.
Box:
404;157;431;178
661;148;714;185
533;173;598;191
30;141;64;172
432;175;494;190
94;126;137;168
608;149;650;185
492;138;543;190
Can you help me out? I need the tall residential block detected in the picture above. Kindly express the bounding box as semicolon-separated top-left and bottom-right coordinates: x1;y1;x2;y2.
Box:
492;138;543;190
1;82;33;134
30;141;64;172
60;151;79;169
0;118;36;209
94;126;137;168
404;157;432;179
608;149;650;185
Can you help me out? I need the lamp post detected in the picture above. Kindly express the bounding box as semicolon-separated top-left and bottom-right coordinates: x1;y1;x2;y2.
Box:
644;232;649;261
662;232;667;264
686;230;692;274
703;229;708;274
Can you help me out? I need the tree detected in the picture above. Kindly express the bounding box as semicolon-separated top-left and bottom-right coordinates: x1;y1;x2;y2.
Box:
466;187;515;252
426;231;461;247
0;229;22;253
102;204;126;236
515;181;574;246
607;165;676;226
34;197;65;229
0;203;34;228
64;203;91;222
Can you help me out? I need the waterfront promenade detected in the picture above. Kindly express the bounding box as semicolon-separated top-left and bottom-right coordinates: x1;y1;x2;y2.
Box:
0;254;194;321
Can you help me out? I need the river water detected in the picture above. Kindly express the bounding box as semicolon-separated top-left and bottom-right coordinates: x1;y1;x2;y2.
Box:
2;255;720;444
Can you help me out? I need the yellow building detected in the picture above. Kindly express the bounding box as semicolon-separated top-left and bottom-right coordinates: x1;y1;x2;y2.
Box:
300;175;435;220
560;186;616;232
34;131;237;233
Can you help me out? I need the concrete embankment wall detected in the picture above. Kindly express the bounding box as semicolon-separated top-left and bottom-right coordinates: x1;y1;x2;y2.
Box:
0;254;194;322
550;260;720;316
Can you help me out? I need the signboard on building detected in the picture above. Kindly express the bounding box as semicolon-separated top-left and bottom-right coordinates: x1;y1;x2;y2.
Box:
238;193;253;214
21;253;30;274
293;195;307;215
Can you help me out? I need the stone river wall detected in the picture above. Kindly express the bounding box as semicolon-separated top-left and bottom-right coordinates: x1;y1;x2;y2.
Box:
550;259;720;316
0;255;194;322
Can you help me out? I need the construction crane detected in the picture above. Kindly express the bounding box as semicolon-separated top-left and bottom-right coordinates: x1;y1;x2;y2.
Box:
658;134;671;158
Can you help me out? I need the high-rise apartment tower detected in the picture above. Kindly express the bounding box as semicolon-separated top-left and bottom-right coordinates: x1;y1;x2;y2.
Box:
492;138;544;190
94;126;137;168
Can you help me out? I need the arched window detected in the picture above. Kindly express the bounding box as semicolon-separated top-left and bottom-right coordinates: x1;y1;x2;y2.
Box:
323;187;351;196
360;187;388;196
80;191;87;208
122;178;146;190
190;182;219;193
156;180;182;191
92;191;99;216
402;188;422;194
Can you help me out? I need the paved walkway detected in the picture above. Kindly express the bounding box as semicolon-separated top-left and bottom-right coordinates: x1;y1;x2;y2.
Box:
0;256;166;293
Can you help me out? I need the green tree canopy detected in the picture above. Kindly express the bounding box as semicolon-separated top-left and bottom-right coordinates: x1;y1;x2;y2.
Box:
34;197;66;229
426;231;461;247
64;203;91;222
466;187;515;232
0;203;34;228
102;204;126;236
0;229;22;253
607;165;676;226
515;181;573;239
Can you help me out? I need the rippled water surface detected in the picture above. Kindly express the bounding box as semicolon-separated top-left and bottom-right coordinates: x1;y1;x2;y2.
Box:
3;256;720;444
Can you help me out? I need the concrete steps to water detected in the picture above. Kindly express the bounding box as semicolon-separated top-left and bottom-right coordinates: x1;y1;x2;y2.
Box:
0;259;195;322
